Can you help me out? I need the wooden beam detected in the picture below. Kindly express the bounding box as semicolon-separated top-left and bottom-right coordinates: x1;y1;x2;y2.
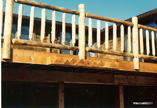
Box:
138;24;157;32
51;11;56;44
120;25;124;52
72;14;76;46
29;6;35;40
88;18;92;47
119;85;124;108
59;82;64;108
2;0;14;59
15;0;79;15
40;8;46;42
2;68;157;85
62;13;66;45
105;22;109;50
113;23;117;51
97;20;101;48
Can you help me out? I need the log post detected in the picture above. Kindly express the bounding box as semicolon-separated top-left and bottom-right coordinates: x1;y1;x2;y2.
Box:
59;82;64;108
2;0;14;59
132;17;139;70
78;4;85;59
119;85;124;108
0;0;4;37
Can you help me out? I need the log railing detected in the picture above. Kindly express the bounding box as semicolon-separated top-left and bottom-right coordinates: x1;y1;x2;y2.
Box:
2;0;157;70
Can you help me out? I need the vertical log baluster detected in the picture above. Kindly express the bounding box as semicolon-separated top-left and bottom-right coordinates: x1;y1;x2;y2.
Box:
78;4;85;59
97;20;100;48
2;0;14;59
151;31;155;56
120;25;124;52
40;8;46;42
146;30;150;55
29;6;35;40
132;17;139;70
62;13;66;45
88;18;92;48
140;28;144;55
0;0;4;36
128;26;131;53
72;14;76;46
105;22;109;50
51;10;56;44
16;4;23;39
113;23;117;51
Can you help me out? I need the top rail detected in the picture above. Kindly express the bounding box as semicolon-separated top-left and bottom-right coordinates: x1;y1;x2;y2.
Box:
14;0;80;15
86;13;134;26
138;24;157;32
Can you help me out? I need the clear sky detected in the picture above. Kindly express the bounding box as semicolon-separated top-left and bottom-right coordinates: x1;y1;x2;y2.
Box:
3;0;157;28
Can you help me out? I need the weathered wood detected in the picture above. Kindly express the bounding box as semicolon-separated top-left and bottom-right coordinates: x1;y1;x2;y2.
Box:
2;0;14;59
15;0;79;15
146;30;150;55
62;13;66;45
2;68;157;85
0;0;4;36
59;82;64;108
86;13;133;26
132;17;139;70
70;40;73;55
12;39;79;51
113;23;117;51
119;85;124;108
128;26;131;53
138;24;157;32
105;22;109;50
16;4;23;39
72;14;76;46
29;6;35;40
51;10;56;44
97;20;101;48
86;47;134;57
40;8;46;42
120;25;124;52
151;31;155;56
78;4;85;59
88;18;92;47
140;28;144;55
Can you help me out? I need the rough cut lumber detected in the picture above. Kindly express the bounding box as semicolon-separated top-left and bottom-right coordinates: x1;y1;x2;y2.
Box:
2;0;14;59
59;82;64;108
29;6;35;40
2;68;157;85
88;18;92;47
0;0;4;36
16;4;23;39
15;0;79;15
51;11;56;44
78;4;85;59
40;8;46;42
12;39;79;51
132;17;139;70
120;25;124;52
86;13;134;26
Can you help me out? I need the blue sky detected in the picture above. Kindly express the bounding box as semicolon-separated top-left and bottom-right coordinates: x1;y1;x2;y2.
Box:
3;0;157;28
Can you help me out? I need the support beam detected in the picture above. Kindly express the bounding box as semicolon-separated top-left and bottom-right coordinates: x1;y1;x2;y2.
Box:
59;82;64;108
0;0;4;37
2;0;14;59
119;85;124;108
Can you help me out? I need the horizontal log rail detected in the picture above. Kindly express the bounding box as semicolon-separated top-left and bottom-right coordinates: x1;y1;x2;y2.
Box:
138;24;157;32
86;13;134;26
12;39;79;51
14;0;80;15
